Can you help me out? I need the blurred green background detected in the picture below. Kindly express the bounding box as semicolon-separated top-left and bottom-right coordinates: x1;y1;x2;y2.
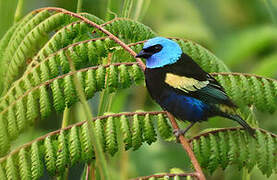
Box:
0;0;277;179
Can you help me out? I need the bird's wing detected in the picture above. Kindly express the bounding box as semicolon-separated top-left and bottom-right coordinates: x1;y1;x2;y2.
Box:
164;72;236;107
165;73;209;93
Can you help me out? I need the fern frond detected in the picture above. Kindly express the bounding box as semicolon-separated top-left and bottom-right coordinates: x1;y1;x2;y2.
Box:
212;72;277;113
0;62;143;155
189;128;277;176
2;63;276;157
0;111;168;178
3;37;112;107
3;11;73;88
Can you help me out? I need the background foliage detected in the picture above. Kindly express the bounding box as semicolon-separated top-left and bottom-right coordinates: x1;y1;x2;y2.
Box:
0;0;276;180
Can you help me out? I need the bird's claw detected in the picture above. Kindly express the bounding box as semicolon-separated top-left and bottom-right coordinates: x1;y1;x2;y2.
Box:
173;129;185;137
173;129;186;143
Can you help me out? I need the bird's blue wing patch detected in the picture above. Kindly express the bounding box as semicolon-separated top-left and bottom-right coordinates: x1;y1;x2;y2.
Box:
160;91;210;122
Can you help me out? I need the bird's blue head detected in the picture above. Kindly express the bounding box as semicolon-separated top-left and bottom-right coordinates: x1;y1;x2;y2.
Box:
136;37;182;68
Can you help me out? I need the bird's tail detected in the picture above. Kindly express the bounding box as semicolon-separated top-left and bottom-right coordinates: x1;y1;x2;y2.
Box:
223;114;255;136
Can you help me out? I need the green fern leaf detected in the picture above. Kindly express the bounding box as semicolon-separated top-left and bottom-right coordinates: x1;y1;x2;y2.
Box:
30;141;44;179
68;125;81;166
218;131;229;169
256;130;269;175
131;114;143;150
96;66;106;91
266;132;274;177
246;132;257;172
85;69;97;99
79;122;94;162
63;75;78;107
237;131;248;169
157;114;172;140
51;79;66;112
207;134;220;173
44;136;57;176
105;116;118;155
56;130;69;174
143;114;157;145
107;65;118;93
0;118;10;156
5;155;19;180
18;148;32;180
94;118;106;150
39;86;52;118
15;98;27;132
119;115;132;150
0;163;7;180
118;64;131;89
7;107;19;139
26;91;39;124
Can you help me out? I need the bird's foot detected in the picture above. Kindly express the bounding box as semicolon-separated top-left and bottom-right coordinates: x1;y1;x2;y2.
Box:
173;129;186;137
173;129;187;143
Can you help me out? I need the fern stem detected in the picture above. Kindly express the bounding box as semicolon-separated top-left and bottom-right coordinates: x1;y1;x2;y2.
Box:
62;107;70;128
14;0;24;23
166;112;206;180
133;0;144;20
66;53;109;180
121;0;133;18
76;0;83;13
264;0;277;24
130;172;198;180
98;91;113;115
105;0;112;20
242;167;251;180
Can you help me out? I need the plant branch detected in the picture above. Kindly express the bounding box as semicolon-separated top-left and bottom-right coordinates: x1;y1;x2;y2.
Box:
166;112;206;180
130;172;198;180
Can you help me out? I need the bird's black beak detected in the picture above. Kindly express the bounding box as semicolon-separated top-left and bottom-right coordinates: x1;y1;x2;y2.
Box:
136;49;152;58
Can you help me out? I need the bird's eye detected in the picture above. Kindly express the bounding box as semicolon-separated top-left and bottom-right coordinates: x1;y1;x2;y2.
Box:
154;44;162;52
143;44;162;54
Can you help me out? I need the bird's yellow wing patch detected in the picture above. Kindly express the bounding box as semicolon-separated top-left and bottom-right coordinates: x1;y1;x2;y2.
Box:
165;73;209;93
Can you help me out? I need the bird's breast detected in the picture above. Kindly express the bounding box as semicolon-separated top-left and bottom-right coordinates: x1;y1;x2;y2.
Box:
145;68;167;100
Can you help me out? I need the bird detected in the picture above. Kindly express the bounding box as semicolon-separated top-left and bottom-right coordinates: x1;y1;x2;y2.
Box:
136;37;255;136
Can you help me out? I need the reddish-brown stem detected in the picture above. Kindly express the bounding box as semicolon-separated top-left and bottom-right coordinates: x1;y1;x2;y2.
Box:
130;172;198;180
166;112;206;180
85;164;91;180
